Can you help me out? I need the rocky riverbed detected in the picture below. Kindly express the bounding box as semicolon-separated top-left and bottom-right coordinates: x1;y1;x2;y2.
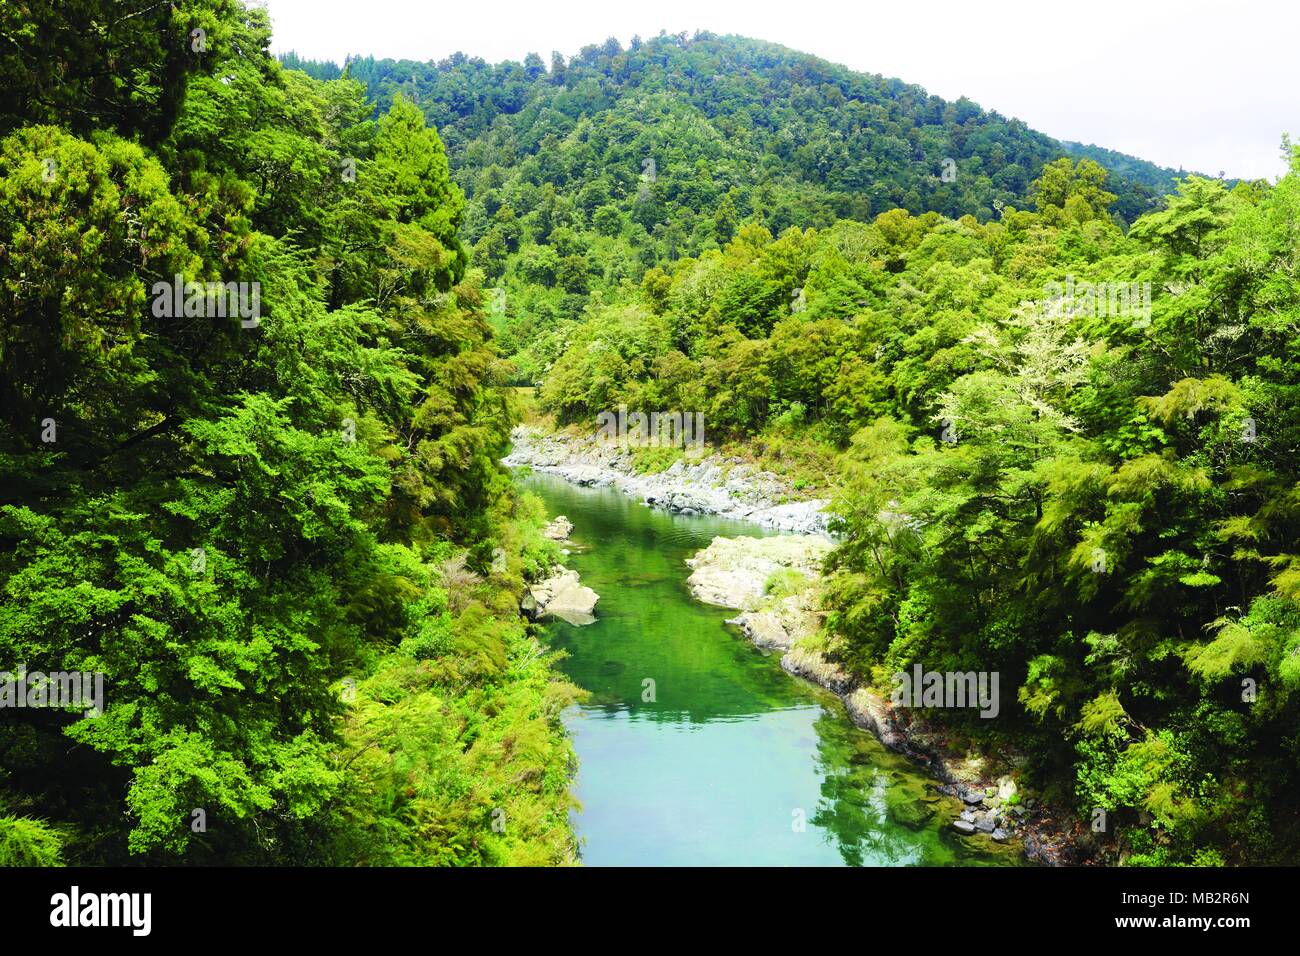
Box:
504;425;832;535
683;533;1085;866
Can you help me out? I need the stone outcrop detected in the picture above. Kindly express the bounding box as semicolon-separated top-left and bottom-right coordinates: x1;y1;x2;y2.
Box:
685;534;833;611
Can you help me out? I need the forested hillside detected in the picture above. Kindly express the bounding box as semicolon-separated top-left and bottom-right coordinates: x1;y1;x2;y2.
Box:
284;34;1200;384
0;0;579;865
1059;139;1197;196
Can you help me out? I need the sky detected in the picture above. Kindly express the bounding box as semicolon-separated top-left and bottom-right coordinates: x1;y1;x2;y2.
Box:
259;0;1297;181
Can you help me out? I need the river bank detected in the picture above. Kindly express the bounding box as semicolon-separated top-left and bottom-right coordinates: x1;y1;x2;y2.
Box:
504;424;833;534
682;534;1090;866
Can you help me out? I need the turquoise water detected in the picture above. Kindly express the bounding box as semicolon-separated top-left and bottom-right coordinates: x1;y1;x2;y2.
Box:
520;471;1022;867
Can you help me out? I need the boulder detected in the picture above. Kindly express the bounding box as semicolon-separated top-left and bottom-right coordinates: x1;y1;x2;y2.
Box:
520;590;538;619
524;565;599;626
542;515;574;541
545;581;599;626
889;800;935;831
732;609;791;649
785;647;857;697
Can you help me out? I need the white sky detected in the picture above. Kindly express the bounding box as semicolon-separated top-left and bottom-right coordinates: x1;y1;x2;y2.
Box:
260;0;1297;180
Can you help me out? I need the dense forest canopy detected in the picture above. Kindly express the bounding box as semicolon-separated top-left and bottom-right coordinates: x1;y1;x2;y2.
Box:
328;34;1190;222
282;34;1215;386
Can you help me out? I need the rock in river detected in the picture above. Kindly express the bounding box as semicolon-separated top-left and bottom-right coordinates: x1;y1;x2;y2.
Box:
543;515;574;541
523;566;599;626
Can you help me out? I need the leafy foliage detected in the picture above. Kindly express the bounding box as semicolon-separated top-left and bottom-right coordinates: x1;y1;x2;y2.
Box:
0;1;578;866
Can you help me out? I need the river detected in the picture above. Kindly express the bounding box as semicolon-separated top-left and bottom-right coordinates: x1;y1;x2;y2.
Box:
520;471;1023;866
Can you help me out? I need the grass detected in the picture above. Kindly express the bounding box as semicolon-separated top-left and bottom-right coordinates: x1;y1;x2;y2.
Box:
629;444;684;474
764;567;811;600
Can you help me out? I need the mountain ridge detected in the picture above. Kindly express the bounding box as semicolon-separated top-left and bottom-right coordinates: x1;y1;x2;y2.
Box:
280;32;1204;222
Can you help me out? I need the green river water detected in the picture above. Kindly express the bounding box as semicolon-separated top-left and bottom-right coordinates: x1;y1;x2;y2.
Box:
521;471;1024;867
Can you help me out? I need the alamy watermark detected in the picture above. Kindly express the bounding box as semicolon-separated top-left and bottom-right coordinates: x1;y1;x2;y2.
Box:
637;157;656;202
0;667;104;717
595;405;706;456
151;274;261;328
891;664;1000;718
50;886;150;936
1042;275;1151;328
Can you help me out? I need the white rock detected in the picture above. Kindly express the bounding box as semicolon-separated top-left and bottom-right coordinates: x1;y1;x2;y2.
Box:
542;515;574;540
524;565;599;626
684;535;833;610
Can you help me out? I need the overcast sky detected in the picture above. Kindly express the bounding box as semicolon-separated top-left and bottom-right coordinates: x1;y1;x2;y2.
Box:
260;0;1296;180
